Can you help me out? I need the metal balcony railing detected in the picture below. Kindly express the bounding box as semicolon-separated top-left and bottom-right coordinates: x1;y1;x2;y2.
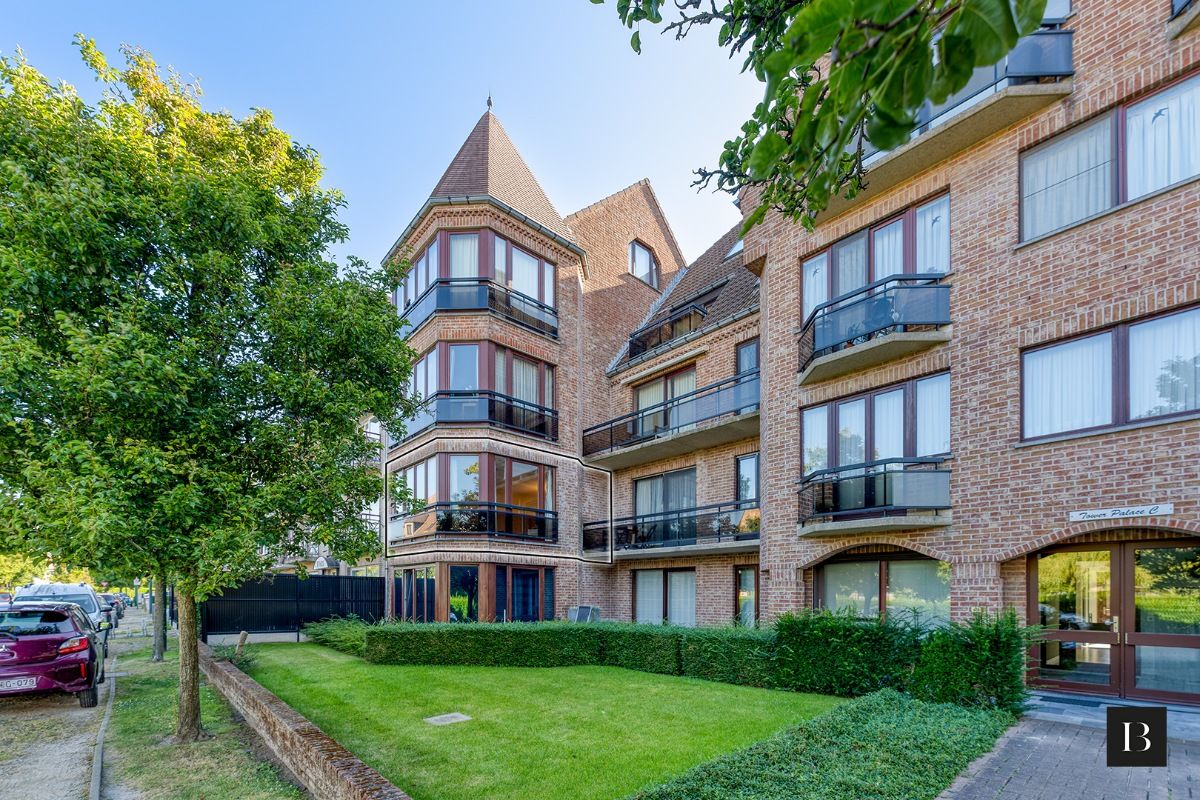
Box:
627;303;708;359
798;457;951;521
387;502;558;547
397;391;558;443
400;278;557;337
800;275;950;367
583;500;760;552
582;371;760;457
862;29;1074;162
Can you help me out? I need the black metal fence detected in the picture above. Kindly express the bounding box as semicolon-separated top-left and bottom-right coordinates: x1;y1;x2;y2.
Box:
200;574;386;639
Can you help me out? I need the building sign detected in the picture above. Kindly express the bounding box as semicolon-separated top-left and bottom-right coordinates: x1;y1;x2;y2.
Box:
1068;504;1174;522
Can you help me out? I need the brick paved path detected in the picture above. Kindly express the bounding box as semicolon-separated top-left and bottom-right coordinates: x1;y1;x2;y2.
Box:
938;717;1200;800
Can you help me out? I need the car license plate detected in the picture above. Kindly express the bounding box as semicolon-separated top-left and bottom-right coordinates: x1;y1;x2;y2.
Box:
0;676;38;691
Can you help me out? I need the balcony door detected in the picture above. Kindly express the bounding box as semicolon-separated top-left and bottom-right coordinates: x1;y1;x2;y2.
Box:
635;367;696;437
634;468;696;546
1031;540;1200;703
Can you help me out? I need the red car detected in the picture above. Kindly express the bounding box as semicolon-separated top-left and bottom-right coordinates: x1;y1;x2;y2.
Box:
0;602;107;707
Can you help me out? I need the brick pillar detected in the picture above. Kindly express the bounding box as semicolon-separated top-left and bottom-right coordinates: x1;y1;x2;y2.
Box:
950;559;1003;620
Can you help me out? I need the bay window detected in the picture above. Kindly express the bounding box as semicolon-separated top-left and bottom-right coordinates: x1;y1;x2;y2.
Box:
635;568;696;626
1022;306;1200;438
1021;71;1200;241
801;372;951;476
494;233;556;307
392;453;555;514
493;456;555;511
818;555;950;626
801;194;950;320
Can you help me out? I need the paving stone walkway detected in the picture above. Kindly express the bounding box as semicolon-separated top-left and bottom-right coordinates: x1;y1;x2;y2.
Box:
938;716;1200;800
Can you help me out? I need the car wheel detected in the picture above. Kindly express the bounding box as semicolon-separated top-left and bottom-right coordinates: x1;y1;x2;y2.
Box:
78;686;99;708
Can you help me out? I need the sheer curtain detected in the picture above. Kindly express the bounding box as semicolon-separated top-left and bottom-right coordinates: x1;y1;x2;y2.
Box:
873;220;905;281
915;195;951;273
802;406;829;474
802;253;828;319
670;370;697;430
1127;75;1200;200
667;571;697;627
916;373;951;456
449;234;477;279
637;380;665;435
512;248;539;299
1129;308;1200;420
834;232;868;296
1023;334;1113;437
822;561;879;616
872;390;904;460
635;476;663;517
837;399;866;466
665;469;697;511
1021;116;1114;240
887;559;950;627
635;570;664;624
493;236;507;285
512;358;539;404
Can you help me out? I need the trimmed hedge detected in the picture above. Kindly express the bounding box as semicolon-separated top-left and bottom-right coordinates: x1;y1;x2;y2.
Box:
627;689;1011;800
773;609;922;696
303;616;370;657
679;627;775;687
364;622;602;667
598;625;681;675
909;610;1032;714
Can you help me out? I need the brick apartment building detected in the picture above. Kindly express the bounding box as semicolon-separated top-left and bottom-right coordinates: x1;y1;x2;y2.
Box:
383;0;1200;705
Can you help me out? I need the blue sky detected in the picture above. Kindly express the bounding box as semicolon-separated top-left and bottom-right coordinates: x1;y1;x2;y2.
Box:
5;1;761;264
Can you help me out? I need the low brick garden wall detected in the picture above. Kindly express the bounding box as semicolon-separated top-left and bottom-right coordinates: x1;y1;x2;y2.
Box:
198;643;410;800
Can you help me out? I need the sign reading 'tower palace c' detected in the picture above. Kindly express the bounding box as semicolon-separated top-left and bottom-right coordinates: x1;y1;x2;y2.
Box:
1068;504;1175;523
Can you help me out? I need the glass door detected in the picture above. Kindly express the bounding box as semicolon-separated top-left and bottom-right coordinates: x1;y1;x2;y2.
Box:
1123;543;1200;702
1032;546;1120;694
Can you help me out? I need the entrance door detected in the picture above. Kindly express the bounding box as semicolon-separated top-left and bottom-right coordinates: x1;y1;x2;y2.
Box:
1031;541;1200;703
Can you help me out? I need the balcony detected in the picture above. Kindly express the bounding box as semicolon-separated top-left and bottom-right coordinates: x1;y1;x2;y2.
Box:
627;303;708;359
798;458;952;536
583;501;760;558
396;391;558;444
400;278;558;338
387;502;558;554
1170;0;1200;38
826;28;1074;217
582;372;760;469
799;275;951;385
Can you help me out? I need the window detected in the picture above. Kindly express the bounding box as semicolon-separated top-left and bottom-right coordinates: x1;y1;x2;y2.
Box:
398;229;557;312
395;453;554;514
398;239;439;309
735;567;757;626
409;341;555;410
494;234;557;307
494;345;555;409
819;556;950;626
737;454;759;503
448;565;479;623
630;241;659;288
1021;72;1200;241
408;348;439;402
447;455;480;502
635;468;697;517
1023;306;1200;438
492;456;555;511
449;233;478;278
802;194;950;319
635;568;696;626
495;564;555;622
635;366;696;434
448;344;479;391
801;373;951;476
401;566;437;623
736;339;759;374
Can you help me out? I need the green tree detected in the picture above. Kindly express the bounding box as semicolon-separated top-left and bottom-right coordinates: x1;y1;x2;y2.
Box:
599;0;1048;228
0;40;417;741
0;552;40;590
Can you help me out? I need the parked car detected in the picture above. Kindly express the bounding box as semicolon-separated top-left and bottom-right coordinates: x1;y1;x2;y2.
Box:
0;592;11;604
0;602;108;707
100;593;124;621
13;584;112;655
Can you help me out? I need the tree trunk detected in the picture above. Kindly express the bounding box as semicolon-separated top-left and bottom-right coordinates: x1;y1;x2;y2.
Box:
173;587;204;742
151;577;166;662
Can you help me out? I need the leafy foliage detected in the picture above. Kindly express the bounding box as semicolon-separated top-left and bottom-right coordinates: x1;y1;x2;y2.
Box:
598;0;1048;228
0;552;41;590
679;626;776;687
628;689;1011;800
302;615;372;657
599;624;682;674
364;622;604;667
773;609;923;696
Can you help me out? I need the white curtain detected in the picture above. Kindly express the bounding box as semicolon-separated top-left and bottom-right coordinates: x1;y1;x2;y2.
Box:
1127;74;1200;200
837;399;866;466
635;570;664;624
671;369;697;430
802;253;828;319
513;358;539;404
1023;333;1113;438
637;379;666;435
1129;308;1200;420
635;476;663;517
915;195;950;273
822;561;879;616
512;248;539;299
493;236;507;284
886;559;950;627
664;468;696;512
1022;116;1114;240
449;234;477;279
542;262;555;307
494;351;507;395
425;241;439;287
916;373;951;456
802;406;828;474
834;232;868;295
873;220;905;280
667;571;696;627
872;390;904;460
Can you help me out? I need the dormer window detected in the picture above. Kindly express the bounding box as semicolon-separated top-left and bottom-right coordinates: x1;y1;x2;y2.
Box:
630;241;659;289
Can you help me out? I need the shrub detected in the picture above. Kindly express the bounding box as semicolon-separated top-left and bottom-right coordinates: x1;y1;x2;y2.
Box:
909;609;1037;714
303;615;370;656
598;624;682;675
364;622;602;667
628;689;1012;800
678;627;776;687
773;609;921;696
211;643;258;671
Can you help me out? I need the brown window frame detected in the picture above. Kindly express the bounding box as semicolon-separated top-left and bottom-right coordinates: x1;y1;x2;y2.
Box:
493;563;555;622
629;239;660;290
733;565;759;626
410;341;556;410
631;567;695;624
813;552;946;620
391;453;555;514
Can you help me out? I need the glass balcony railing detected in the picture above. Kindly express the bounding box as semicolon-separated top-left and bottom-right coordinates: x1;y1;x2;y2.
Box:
862;29;1074;164
400;278;558;337
627;303;708;359
582;371;759;457
583;500;760;552
387;502;558;550
799;458;951;521
396;391;558;443
800;275;951;367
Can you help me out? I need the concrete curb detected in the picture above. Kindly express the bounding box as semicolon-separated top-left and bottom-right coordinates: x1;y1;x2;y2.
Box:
89;652;118;800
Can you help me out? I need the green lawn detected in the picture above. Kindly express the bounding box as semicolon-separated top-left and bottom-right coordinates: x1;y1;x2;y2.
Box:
249;643;842;800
